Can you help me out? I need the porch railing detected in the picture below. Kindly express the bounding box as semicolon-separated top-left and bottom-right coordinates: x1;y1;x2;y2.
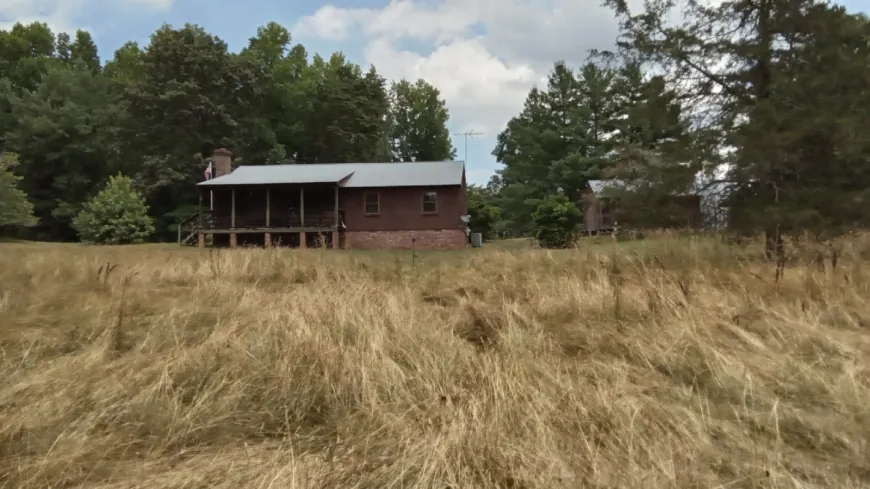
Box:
202;206;344;229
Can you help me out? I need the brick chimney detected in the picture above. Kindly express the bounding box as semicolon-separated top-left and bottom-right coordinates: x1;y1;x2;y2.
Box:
213;148;233;177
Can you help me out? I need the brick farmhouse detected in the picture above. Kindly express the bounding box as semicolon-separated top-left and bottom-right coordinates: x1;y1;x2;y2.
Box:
188;149;469;250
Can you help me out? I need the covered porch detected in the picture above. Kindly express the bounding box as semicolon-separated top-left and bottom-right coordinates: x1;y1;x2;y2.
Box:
196;183;345;248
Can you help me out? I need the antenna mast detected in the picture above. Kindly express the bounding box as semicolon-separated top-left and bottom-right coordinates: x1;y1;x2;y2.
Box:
454;130;483;162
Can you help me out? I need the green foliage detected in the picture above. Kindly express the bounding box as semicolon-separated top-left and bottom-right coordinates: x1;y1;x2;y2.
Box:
3;8;868;246
103;42;145;85
0;22;55;93
0;22;57;148
531;194;581;248
0;20;456;243
306;58;393;163
493;60;684;236
388;79;456;162
0;153;36;227
467;185;501;240
605;0;870;253
72;174;155;244
8;60;119;240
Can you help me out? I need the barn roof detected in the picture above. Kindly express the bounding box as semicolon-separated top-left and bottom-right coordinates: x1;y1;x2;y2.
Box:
588;179;718;197
197;161;465;188
587;179;634;194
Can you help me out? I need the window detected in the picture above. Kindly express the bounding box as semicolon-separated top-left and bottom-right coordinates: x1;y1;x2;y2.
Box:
422;191;438;213
364;192;379;215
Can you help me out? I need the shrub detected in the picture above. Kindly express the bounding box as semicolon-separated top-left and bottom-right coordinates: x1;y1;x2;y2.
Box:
467;185;500;241
72;173;154;244
531;194;581;248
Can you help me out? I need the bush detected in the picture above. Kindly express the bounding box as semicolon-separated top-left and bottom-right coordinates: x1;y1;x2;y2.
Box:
72;174;154;244
467;185;500;241
531;194;581;248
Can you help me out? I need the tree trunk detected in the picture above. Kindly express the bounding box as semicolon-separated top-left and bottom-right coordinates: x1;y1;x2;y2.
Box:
764;226;783;261
758;0;781;262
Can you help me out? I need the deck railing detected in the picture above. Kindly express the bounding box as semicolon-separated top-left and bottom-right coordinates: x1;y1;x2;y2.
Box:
202;207;344;229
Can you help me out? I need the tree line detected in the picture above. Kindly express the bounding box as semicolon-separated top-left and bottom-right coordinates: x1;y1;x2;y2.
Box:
469;0;870;253
0;22;456;241
2;0;869;249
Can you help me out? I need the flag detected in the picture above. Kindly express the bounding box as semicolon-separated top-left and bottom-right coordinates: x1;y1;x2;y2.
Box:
204;161;212;180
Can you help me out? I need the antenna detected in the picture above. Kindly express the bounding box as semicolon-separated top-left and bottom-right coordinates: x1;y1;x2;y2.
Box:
454;130;483;163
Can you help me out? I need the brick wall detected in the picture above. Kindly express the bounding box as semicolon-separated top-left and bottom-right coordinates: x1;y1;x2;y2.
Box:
344;229;466;250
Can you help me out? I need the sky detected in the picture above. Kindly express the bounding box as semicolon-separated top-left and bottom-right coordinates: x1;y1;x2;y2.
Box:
1;0;867;186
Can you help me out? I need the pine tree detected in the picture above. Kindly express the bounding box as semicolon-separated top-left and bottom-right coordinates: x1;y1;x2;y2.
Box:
605;0;870;254
0;153;36;227
494;61;624;235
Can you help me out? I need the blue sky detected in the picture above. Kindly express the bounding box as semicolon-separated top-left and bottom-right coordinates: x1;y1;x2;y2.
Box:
2;0;867;186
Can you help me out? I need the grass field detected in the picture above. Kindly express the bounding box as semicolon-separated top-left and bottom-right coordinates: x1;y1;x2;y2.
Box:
1;235;869;488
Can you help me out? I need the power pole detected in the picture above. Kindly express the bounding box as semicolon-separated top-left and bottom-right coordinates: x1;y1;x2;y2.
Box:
454;130;483;162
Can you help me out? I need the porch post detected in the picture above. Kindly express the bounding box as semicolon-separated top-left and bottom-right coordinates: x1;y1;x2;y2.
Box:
334;185;339;226
333;184;340;249
230;188;237;248
196;192;204;248
299;187;305;226
299;187;306;249
265;187;271;247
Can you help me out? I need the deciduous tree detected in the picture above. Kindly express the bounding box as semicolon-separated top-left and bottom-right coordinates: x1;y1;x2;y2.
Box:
8;61;120;240
388;79;456;162
467;184;501;240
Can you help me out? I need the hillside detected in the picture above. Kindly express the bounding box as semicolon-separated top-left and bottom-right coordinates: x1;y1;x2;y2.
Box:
1;238;868;488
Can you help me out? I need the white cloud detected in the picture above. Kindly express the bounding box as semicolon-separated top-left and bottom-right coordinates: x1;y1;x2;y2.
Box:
294;0;626;138
294;5;361;40
0;0;79;33
365;36;539;136
0;0;172;34
120;0;173;7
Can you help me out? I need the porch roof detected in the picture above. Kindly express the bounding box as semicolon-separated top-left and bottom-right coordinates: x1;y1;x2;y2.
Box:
197;161;465;188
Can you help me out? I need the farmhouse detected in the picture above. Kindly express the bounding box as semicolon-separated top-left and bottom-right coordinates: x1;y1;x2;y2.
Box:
583;179;702;233
181;149;469;250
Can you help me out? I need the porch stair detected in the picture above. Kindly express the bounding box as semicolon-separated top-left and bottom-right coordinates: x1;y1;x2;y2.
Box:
177;212;201;247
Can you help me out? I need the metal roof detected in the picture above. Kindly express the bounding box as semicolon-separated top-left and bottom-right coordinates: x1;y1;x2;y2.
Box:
588;179;706;197
197;161;465;188
587;179;632;194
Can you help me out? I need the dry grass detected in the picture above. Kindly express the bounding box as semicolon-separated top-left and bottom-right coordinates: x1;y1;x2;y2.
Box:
1;236;869;488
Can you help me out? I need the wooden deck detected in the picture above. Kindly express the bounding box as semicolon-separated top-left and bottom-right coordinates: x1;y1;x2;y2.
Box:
205;226;338;234
179;206;346;248
182;184;347;248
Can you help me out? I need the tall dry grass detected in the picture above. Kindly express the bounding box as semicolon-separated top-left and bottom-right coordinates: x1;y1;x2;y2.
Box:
1;236;869;488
